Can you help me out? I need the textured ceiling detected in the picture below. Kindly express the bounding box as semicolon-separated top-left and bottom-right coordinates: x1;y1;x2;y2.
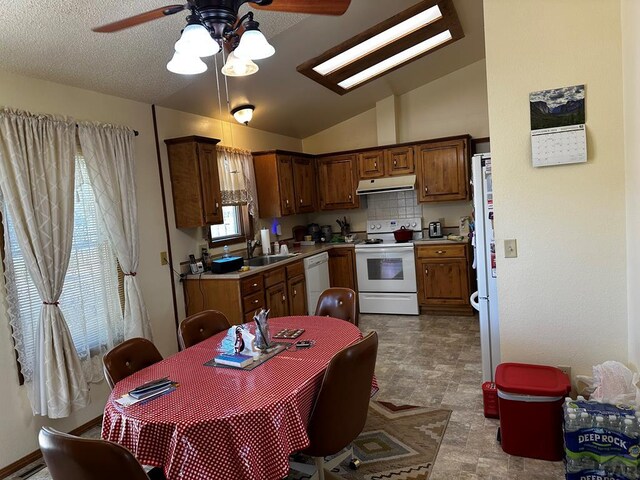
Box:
0;0;485;138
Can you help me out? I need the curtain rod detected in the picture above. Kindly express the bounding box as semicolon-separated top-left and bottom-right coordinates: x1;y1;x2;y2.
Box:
75;124;139;136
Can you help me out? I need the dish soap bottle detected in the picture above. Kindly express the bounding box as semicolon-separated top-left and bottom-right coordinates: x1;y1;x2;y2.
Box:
223;245;230;258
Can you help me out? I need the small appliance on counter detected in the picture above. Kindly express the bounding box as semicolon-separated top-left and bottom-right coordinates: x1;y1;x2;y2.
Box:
307;223;321;242
428;221;443;238
211;256;244;274
320;225;333;242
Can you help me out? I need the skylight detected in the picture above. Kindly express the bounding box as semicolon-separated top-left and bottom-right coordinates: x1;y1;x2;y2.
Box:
297;0;464;95
313;5;443;76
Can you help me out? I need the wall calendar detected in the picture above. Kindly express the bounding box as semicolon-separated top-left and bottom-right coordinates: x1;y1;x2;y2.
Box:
529;84;587;167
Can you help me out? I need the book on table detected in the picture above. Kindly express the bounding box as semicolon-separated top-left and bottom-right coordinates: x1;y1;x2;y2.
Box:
214;353;254;368
129;378;174;399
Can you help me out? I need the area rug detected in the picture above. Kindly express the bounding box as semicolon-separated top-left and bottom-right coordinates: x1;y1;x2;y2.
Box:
288;400;452;480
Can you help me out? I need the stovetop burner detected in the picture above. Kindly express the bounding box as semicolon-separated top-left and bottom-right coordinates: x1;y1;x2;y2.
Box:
364;238;383;244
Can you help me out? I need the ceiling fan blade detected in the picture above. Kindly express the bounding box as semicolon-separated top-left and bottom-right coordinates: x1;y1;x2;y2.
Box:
92;4;186;33
252;0;351;16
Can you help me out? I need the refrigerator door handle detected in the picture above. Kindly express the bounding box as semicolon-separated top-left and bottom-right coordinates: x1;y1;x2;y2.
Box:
470;291;480;311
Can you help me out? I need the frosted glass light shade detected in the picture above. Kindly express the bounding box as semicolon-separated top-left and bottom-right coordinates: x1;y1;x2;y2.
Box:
175;23;220;58
231;105;255;125
167;51;207;75
234;29;275;60
221;52;259;77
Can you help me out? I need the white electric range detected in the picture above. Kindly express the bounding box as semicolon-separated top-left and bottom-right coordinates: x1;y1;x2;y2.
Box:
354;218;422;315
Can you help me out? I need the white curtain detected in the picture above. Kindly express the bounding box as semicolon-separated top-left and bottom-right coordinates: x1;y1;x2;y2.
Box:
78;123;152;340
217;146;258;217
0;108;89;418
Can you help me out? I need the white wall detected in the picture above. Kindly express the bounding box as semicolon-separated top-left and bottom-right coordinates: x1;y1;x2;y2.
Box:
622;0;640;370
0;71;171;468
484;0;628;376
302;108;378;155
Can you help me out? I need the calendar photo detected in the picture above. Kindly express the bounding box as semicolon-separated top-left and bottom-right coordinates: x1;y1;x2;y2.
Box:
529;84;585;130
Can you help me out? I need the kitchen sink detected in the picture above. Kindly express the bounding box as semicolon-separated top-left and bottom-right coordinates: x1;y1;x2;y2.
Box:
246;254;296;267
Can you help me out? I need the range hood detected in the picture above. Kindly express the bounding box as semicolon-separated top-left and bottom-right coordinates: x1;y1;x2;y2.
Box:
356;175;416;195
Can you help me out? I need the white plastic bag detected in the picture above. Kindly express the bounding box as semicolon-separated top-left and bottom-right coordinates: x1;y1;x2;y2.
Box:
589;361;640;405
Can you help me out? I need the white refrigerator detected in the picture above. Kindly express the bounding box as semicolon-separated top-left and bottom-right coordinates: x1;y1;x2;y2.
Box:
470;153;501;382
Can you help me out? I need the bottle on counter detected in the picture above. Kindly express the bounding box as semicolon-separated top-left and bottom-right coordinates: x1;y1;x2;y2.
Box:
223;245;230;258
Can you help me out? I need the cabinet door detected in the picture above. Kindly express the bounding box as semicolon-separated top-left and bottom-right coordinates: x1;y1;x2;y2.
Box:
288;275;307;316
357;150;385;179
292;156;316;213
318;155;359;210
266;283;288;318
328;249;357;290
416;138;469;202
277;155;296;216
418;258;470;306
386;146;415;176
197;143;223;224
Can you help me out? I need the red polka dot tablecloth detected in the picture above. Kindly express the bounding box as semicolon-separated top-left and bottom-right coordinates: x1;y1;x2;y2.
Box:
102;316;378;480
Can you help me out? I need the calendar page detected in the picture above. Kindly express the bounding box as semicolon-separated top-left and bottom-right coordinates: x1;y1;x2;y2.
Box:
530;84;586;167
531;124;587;167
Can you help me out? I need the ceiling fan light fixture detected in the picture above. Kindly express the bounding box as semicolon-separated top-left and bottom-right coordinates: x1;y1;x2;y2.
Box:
231;105;255;125
234;27;275;60
175;23;220;58
221;52;259;77
166;50;208;75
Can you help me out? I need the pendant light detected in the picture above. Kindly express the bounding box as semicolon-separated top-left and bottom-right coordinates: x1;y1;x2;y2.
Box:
233;16;275;60
175;23;220;58
231;105;255;125
221;51;259;77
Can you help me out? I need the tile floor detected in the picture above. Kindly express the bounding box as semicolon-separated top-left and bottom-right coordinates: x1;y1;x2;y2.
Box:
360;313;564;480
12;313;565;479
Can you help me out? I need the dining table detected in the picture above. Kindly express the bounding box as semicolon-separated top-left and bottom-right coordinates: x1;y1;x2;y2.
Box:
102;316;377;480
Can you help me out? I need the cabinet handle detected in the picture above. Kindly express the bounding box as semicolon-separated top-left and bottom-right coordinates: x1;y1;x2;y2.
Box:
374;162;377;168
425;186;428;193
293;289;297;296
393;160;397;166
252;283;258;287
215;201;219;209
286;199;289;205
348;194;352;200
425;269;429;275
299;198;303;204
436;250;445;254
252;299;259;304
282;294;286;302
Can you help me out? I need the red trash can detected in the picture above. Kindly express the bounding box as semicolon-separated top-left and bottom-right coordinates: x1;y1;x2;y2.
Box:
495;362;570;461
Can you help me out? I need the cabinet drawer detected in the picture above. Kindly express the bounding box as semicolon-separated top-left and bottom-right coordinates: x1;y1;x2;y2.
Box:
417;244;466;259
241;275;264;296
263;267;286;288
286;261;304;279
242;291;265;312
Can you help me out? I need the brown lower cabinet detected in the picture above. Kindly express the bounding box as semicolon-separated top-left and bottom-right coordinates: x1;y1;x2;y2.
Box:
416;244;474;316
183;259;307;322
328;248;357;291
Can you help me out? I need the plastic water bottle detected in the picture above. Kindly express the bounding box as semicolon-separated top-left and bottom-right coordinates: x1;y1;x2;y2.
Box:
223;245;230;258
579;411;592;428
594;415;605;429
623;417;637;439
565;413;580;432
566;457;582;474
606;414;620;432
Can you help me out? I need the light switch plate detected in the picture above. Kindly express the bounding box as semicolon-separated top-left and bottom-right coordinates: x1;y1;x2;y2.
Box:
160;251;168;266
504;239;518;258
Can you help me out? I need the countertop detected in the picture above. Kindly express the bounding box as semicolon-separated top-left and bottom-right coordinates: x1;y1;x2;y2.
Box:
185;237;469;281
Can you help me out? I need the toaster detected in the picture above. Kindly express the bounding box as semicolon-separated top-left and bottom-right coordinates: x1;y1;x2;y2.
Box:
428;221;443;238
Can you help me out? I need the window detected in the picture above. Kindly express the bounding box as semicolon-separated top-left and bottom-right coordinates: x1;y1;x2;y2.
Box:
2;153;124;382
208;205;252;247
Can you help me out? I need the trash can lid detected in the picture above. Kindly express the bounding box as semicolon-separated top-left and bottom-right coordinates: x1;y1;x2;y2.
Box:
495;362;570;396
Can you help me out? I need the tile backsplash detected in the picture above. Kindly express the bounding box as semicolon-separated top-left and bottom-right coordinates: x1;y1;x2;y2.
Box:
366;191;422;220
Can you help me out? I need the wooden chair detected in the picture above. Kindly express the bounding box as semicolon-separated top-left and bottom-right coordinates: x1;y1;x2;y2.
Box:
291;331;378;480
315;287;358;325
39;427;166;480
102;338;163;389
178;310;231;349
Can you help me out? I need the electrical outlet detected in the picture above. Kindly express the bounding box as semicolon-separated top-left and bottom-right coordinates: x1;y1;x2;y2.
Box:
504;239;518;258
558;365;571;379
160;251;168;266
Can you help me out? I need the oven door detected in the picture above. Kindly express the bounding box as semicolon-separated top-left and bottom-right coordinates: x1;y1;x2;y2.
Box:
355;246;417;293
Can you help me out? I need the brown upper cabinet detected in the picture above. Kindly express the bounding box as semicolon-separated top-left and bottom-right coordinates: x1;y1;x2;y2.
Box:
357;146;415;179
416;136;470;202
253;152;317;218
165;136;222;228
317;154;360;210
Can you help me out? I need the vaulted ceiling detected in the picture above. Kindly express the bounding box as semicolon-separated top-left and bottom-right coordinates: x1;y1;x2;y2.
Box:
0;0;484;138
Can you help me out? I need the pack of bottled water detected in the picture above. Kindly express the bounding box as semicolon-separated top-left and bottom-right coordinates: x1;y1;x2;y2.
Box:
564;397;640;480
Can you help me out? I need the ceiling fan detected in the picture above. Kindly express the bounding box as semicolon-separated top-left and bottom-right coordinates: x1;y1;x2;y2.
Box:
93;0;351;74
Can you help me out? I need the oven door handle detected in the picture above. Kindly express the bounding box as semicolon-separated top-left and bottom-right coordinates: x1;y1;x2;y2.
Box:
355;247;414;255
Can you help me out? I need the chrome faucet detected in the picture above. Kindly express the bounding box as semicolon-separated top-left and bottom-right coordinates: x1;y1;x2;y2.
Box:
247;240;259;259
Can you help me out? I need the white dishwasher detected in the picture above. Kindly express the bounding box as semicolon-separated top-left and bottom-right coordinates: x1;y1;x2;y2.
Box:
303;252;330;315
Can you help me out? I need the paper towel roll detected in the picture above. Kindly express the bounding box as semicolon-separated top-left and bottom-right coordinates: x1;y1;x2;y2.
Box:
260;228;271;255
